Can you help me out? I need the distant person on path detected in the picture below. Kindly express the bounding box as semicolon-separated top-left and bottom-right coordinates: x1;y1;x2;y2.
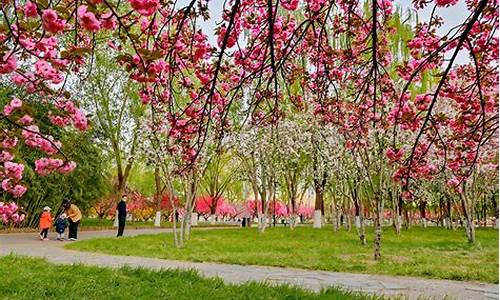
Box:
55;213;68;241
63;200;82;241
117;194;127;237
39;206;53;241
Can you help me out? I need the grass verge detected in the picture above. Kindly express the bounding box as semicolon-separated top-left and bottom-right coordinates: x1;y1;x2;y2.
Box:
0;255;384;300
66;226;499;283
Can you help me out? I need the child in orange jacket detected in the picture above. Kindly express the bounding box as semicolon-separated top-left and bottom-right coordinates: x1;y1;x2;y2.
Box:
39;206;53;241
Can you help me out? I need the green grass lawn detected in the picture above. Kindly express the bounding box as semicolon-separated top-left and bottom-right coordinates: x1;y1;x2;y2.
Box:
66;226;499;283
0;255;383;300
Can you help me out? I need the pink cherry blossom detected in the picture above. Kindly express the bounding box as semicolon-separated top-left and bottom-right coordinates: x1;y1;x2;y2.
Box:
129;0;159;16
0;151;14;162
19;115;33;125
24;1;38;18
42;9;66;33
4;161;24;180
435;0;459;7
11;185;27;198
2;137;18;149
78;6;101;32
0;53;17;74
281;0;299;10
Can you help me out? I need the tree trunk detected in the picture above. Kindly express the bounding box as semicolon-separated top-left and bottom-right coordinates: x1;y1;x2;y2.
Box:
353;200;366;245
154;166;162;227
393;193;402;235
344;210;351;231
289;213;297;229
460;191;475;243
313;187;324;229
113;210;119;227
331;204;338;232
289;194;297;230
373;193;384;261
403;205;410;230
164;178;179;248
445;196;453;229
419;201;427;228
351;185;367;245
258;213;267;232
492;195;499;229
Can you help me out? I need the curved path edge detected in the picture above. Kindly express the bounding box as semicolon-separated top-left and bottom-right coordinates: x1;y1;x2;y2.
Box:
0;228;497;300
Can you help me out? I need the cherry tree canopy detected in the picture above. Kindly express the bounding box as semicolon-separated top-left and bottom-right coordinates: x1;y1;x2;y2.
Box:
0;0;497;199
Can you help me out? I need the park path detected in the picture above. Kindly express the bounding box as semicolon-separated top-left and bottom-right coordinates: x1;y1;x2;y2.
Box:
0;228;497;300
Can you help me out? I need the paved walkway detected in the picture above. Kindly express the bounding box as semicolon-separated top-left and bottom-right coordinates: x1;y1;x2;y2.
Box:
0;228;497;300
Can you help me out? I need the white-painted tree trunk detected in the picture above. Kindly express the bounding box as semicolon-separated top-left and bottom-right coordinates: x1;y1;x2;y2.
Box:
313;210;322;228
209;214;216;225
257;214;267;232
394;215;402;235
355;216;361;229
113;210;119;227
421;218;427;228
345;215;351;231
191;212;198;226
289;214;297;229
154;211;161;227
495;218;499;229
443;217;450;229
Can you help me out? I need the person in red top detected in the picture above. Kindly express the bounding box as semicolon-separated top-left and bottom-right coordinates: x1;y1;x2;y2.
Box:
39;206;53;241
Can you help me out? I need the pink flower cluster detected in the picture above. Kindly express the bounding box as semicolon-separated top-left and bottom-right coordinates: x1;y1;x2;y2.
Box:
0;202;25;224
22;125;61;155
297;206;314;218
49;98;88;131
0;53;17;74
4;162;24;181
34;158;76;176
2;137;17;149
78;6;101;32
11;72;36;93
435;0;459;7
1;179;27;198
129;0;159;16
0;134;27;198
306;0;326;12
35;60;64;84
24;1;38;18
42;9;66;34
3;97;23;116
386;147;404;162
281;0;300;11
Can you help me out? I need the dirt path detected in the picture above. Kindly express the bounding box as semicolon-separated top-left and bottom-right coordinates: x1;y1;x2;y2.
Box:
0;228;497;300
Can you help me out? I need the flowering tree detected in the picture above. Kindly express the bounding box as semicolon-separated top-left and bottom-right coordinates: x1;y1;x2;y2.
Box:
274;117;311;229
200;151;237;222
127;191;155;221
91;195;116;219
233;125;280;232
0;201;25;225
79;50;143;200
0;0;497;258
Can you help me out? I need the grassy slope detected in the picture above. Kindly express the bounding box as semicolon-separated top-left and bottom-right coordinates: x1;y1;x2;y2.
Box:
0;255;383;300
67;226;499;283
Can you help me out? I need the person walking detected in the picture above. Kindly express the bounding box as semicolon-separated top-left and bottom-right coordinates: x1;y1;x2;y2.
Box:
63;200;82;241
117;194;127;237
39;206;53;241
